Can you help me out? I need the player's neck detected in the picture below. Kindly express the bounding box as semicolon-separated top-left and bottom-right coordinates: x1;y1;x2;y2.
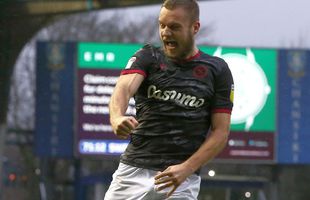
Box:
185;47;199;60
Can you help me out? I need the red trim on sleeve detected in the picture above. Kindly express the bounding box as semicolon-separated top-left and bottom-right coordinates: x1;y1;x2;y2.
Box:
121;69;147;78
212;108;232;114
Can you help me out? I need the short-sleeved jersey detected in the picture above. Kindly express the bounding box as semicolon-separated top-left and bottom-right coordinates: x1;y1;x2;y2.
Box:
119;44;234;172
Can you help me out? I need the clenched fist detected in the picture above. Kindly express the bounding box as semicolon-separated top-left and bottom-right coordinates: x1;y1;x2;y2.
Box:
110;116;139;139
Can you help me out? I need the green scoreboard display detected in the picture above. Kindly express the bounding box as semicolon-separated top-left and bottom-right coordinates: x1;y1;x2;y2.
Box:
200;47;276;161
201;47;277;132
76;42;277;162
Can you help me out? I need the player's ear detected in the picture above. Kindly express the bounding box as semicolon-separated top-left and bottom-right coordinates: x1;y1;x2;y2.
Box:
193;21;200;35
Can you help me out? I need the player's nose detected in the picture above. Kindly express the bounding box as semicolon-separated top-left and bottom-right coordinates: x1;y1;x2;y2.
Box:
161;28;172;37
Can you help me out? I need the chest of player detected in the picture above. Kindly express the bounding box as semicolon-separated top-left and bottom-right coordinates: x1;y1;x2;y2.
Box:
144;60;216;105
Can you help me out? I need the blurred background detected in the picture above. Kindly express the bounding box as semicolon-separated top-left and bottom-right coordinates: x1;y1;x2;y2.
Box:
1;0;310;199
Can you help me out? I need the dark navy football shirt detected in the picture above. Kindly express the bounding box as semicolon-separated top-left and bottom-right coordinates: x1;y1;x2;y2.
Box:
119;44;233;172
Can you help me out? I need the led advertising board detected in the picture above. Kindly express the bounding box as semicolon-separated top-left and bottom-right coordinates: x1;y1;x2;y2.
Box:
76;43;142;155
35;42;310;164
35;42;75;158
200;47;277;161
76;43;277;162
277;50;310;164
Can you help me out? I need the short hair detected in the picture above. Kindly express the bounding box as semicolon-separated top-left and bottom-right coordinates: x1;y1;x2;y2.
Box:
161;0;200;22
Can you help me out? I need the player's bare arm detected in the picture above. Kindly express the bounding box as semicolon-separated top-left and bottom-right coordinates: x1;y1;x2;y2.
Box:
155;112;231;197
109;73;144;139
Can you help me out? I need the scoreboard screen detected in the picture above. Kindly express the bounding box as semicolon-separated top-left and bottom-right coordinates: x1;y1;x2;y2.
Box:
76;43;277;162
76;43;142;155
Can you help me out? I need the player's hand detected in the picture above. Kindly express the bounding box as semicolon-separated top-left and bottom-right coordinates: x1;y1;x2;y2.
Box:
110;116;139;139
154;163;194;198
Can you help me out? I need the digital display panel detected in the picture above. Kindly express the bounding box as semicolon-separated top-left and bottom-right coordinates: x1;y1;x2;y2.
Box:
76;43;277;162
34;41;310;164
76;43;141;156
200;47;277;161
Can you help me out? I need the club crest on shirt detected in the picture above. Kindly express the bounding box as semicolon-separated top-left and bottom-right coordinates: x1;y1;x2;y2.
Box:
193;65;208;78
160;63;167;70
125;57;137;69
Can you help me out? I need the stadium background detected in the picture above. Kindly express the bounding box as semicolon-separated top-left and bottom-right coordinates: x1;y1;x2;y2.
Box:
1;0;310;199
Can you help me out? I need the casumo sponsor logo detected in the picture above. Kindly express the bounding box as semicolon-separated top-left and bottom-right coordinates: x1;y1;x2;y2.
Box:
147;85;204;108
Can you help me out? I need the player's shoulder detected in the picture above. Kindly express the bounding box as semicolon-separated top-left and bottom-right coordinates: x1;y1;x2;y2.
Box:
137;43;161;55
200;51;227;67
199;51;230;74
132;44;162;62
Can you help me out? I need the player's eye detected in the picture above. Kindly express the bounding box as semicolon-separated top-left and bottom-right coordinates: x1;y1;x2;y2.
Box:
170;24;181;30
159;23;165;29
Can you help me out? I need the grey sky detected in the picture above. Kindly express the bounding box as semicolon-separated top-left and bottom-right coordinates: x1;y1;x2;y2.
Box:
200;0;310;48
105;0;310;49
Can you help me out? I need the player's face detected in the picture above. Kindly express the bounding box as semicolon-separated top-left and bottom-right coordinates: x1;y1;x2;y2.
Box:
159;7;199;59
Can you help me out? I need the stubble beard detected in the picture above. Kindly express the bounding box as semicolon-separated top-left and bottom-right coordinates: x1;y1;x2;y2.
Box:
163;34;195;60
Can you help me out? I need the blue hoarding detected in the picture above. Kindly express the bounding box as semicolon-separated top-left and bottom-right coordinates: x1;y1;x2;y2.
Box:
277;50;310;163
34;42;75;157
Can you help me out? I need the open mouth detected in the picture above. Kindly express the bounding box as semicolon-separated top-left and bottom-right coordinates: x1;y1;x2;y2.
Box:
164;41;178;49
